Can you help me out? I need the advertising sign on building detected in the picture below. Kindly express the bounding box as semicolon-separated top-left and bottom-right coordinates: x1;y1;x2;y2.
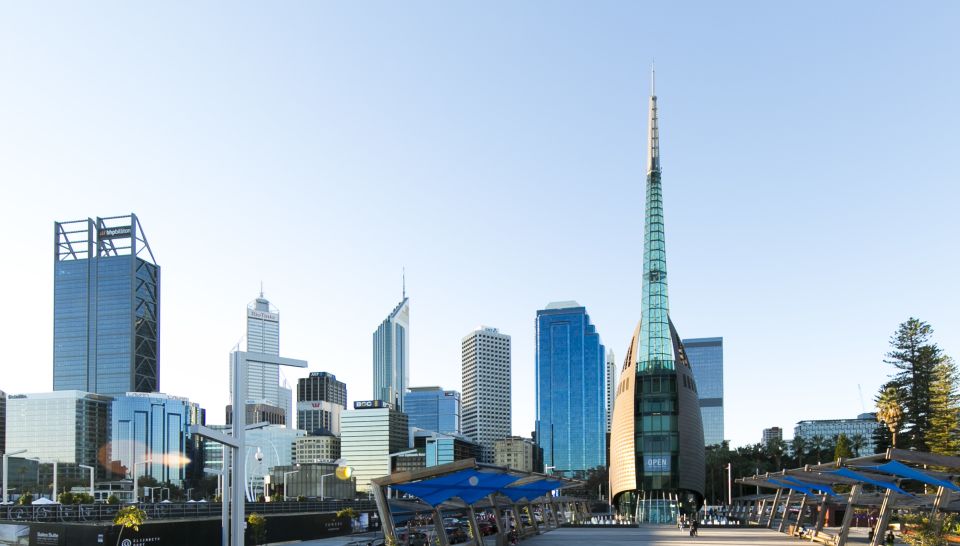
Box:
97;226;132;240
643;454;671;473
353;400;390;410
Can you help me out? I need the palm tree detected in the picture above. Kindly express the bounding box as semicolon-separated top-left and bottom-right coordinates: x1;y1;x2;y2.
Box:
791;436;807;467
876;386;904;448
810;435;826;464
850;434;866;457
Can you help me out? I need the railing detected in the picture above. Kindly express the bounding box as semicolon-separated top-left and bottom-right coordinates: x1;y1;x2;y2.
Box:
0;499;377;523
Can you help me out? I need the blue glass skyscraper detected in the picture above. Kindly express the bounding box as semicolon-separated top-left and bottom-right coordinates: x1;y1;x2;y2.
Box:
535;302;606;477
682;337;724;446
53;214;160;396
406;387;461;435
373;295;410;411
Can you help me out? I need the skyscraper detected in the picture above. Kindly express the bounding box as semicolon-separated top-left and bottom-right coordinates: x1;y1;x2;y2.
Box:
683;337;724;446
405;386;461;435
373;296;410;411
535;302;606;476
230;293;297;426
606;349;617;434
461;326;511;463
609;75;705;522
296;372;347;435
340;401;409;491
53;214;160;396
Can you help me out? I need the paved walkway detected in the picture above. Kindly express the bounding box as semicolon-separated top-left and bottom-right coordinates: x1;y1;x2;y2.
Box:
279;525;887;545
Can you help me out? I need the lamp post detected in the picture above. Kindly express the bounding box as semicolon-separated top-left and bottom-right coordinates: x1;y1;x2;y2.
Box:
321;459;350;501
283;470;299;501
79;465;95;501
133;459;152;503
2;449;27;504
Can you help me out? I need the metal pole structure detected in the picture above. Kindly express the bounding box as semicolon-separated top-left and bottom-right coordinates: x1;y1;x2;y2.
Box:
432;507;451;546
79;465;95;500
836;483;861;546
320;472;335;501
488;494;505;546
869;488;897;546
2;449;27;504
283;470;299;501
727;463;732;506
133;459;152;504
778;490;794;533
52;461;58;501
221;449;230;546
231;350;246;546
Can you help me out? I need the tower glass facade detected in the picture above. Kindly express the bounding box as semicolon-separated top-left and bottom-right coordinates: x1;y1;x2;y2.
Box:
609;79;705;523
535;302;606;476
683;337;724;446
461;327;511;463
54;214;160;397
373;298;410;410
405;387;461;435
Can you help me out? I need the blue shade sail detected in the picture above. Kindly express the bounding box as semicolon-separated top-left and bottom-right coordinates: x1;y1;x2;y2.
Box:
855;460;960;492
779;476;839;497
825;468;912;496
767;478;817;497
501;479;566;502
392;470;524;506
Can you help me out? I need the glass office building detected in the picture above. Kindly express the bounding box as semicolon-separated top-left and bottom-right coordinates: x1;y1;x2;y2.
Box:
54;214;160;396
340;402;409;492
405;387;461;435
535;302;606;476
609;79;705;523
5;391;111;479
296;371;347;435
682;338;724;446
373;297;410;411
111;392;205;487
794;414;881;455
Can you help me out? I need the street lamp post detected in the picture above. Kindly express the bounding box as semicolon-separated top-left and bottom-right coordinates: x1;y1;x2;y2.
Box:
320;473;335;501
133;459;152;503
283;470;299;501
2;449;27;504
79;465;95;501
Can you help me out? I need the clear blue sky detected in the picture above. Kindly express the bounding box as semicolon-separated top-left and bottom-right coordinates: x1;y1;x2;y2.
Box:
1;2;957;449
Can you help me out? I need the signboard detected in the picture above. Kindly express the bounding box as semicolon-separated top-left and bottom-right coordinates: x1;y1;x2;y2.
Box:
353;400;389;410
247;309;279;322
98;226;132;240
643;454;671;473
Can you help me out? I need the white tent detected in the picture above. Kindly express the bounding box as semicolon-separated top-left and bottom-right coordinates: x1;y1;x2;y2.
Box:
32;497;58;505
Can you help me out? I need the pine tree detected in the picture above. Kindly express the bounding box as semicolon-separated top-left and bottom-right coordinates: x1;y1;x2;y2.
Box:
883;318;946;450
834;433;853;460
926;358;960;456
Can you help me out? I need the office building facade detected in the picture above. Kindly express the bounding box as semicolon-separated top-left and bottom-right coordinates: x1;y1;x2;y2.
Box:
227;402;286;427
296;372;347;435
794;414;881;456
6;391;111;479
340;401;409;491
762;427;783;445
461;327;512;463
54;214;160;397
494;436;538;472
405;386;461;435
682;337;724;446
609;79;705;523
535;303;607;476
294;434;341;464
111;392;204;487
373;297;410;411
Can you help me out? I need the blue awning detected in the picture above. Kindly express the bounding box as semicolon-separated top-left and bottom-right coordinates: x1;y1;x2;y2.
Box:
855;460;960;493
501;479;566;502
825;468;912;496
779;476;840;497
392;469;526;506
767;478;817;497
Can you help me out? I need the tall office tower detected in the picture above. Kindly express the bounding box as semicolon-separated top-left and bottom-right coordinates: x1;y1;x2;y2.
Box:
111;393;205;487
682;337;725;446
6;391;111;479
461;326;512;463
535;303;607;476
606;349;617;434
494;436;538;472
406;386;461;435
609;74;705;522
230;293;297;426
762;427;783;445
0;389;6;455
53;214;160;396
373;295;410;411
297;372;347;435
340;401;409;491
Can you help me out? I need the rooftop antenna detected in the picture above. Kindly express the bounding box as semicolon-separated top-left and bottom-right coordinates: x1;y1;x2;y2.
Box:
259;281;264;299
858;384;866;412
651;61;655;96
402;267;406;299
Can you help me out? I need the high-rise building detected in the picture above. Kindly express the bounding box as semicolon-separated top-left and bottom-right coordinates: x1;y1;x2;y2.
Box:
6;391;111;479
294;433;341;464
230;293;300;427
494;436;538;472
762;427;783;445
53;214;160;397
794;414;881;456
683;337;724;446
405;386;461;435
412;430;482;468
373;296;410;411
609;75;706;523
226;402;286;426
606;350;617;434
111;392;205;487
461;326;511;463
535;303;606;476
340;401;409;491
296;372;347;435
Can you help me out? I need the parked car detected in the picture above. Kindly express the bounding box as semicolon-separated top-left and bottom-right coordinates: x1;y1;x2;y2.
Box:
396;530;428;546
445;525;468;544
478;521;497;536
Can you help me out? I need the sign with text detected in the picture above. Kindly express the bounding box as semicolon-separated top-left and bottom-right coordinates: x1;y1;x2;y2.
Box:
643;454;671;473
98;226;132;240
247;309;279;322
353;400;389;410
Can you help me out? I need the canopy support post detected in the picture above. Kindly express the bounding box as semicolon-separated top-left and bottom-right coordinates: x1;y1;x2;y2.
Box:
778;490;794;533
488;494;505;546
527;502;541;534
766;489;783;528
372;483;397;546
836;483;862;546
812;493;828;540
432;507;450;546
869;487;896;546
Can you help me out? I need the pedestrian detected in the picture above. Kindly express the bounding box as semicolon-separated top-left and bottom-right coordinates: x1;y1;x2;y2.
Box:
689;518;698;537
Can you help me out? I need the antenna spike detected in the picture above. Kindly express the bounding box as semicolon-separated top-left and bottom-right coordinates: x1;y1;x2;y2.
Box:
651;61;656;96
402;267;406;300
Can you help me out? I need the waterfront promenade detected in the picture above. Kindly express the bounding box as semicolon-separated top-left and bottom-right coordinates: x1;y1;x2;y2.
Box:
287;525;884;546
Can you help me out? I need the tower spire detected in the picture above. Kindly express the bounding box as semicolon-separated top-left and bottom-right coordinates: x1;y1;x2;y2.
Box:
402;267;406;300
647;69;660;175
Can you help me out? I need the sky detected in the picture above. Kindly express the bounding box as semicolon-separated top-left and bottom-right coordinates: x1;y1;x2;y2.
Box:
1;2;958;449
